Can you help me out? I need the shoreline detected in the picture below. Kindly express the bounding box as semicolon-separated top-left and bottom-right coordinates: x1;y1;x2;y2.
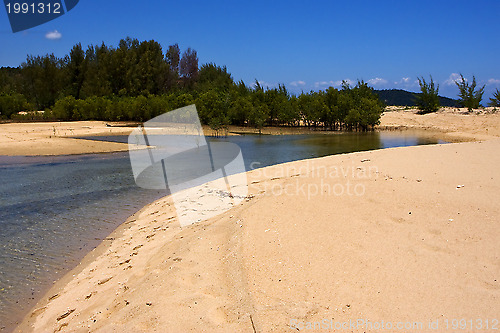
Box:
15;141;500;331
2;108;500;156
8;109;500;331
14;140;500;331
0;121;133;156
12;198;170;332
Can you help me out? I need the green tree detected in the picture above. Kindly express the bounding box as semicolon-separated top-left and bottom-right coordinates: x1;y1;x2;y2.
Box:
4;37;390;128
0;92;30;118
456;74;485;111
52;96;79;120
416;76;440;114
66;43;86;99
180;47;199;89
488;88;500;107
310;92;328;127
323;87;340;129
298;93;314;127
173;92;194;110
109;37;139;96
249;82;269;133
81;44;112;98
164;43;181;92
198;63;233;93
249;103;268;134
196;90;229;135
21;54;65;109
135;40;167;95
165;43;180;75
287;96;301;126
0;67;23;94
264;84;294;126
83;96;109;120
343;81;384;130
229;96;252;126
105;97;126;121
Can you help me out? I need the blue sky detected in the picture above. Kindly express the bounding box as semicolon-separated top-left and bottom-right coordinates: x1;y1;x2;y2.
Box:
1;0;499;99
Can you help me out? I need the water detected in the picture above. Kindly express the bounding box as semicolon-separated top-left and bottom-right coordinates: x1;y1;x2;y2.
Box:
86;131;444;169
0;131;444;331
0;153;168;331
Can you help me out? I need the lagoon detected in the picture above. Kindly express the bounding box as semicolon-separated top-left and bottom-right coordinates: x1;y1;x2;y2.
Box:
0;131;444;331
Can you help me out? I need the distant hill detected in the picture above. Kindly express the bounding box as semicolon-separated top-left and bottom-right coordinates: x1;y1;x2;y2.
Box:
374;89;459;107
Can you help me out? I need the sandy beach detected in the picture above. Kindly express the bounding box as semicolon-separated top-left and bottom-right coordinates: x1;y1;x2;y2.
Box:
0;121;137;156
9;109;500;332
380;107;500;141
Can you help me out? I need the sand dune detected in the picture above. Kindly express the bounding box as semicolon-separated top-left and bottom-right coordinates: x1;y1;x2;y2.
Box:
380;107;500;141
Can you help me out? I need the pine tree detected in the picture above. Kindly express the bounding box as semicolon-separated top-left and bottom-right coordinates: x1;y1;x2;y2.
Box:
488;88;500;107
416;76;440;114
456;74;485;111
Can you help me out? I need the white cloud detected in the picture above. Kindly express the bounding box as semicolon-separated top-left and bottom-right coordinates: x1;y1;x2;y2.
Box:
487;78;500;85
290;80;306;87
367;77;388;86
314;80;335;88
394;77;419;88
330;79;355;88
394;77;411;84
444;73;462;86
45;30;62;40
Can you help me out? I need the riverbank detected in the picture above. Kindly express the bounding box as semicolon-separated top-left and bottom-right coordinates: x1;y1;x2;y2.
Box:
15;110;500;332
0;121;134;156
0;121;322;156
2;108;500;156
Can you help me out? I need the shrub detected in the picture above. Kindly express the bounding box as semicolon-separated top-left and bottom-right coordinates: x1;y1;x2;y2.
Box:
416;76;440;114
0;93;31;119
488;88;500;107
456;74;485;111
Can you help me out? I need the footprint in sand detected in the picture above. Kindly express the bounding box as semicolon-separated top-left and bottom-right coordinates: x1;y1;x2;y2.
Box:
97;277;113;285
56;309;75;321
55;322;68;332
119;259;131;265
30;306;47;318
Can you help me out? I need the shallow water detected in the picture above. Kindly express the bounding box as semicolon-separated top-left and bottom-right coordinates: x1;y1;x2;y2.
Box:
0;153;168;331
86;131;445;170
0;132;444;331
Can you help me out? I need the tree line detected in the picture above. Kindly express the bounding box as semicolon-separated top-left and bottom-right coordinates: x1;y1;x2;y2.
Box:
416;74;500;114
0;37;385;131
